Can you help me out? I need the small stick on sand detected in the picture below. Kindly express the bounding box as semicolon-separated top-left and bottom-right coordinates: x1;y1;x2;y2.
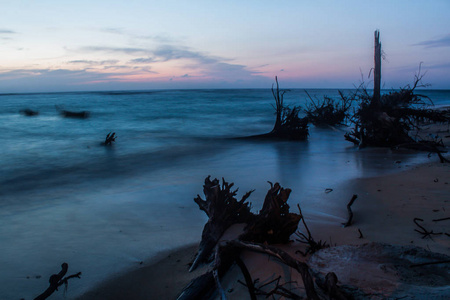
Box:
342;195;358;227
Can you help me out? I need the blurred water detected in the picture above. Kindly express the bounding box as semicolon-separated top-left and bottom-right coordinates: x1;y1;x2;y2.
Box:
0;88;448;299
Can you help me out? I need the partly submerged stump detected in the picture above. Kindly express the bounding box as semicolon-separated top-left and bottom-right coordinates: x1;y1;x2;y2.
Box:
246;77;308;141
102;132;117;146
20;108;39;116
56;105;90;119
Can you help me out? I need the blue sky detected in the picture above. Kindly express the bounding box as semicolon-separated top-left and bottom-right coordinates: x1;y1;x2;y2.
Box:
0;0;449;92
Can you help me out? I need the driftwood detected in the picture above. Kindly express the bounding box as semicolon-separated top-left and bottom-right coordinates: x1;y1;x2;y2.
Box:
247;77;308;140
345;31;449;151
413;217;449;239
433;217;450;222
304;90;352;126
56;105;90;119
240;182;302;244
179;178;353;300
60;110;90;119
189;177;254;272
102;132;117;146
295;204;329;256
20;108;39;116
179;178;303;299
342;195;357;227
34;263;81;300
373;30;381;103
227;240;320;300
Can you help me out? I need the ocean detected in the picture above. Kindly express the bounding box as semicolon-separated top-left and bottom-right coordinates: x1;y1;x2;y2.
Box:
1;88;449;299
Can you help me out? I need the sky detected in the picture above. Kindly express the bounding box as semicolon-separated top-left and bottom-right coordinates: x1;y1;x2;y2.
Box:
0;0;449;92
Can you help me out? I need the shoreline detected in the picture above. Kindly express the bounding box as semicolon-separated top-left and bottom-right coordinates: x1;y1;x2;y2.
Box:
77;158;449;300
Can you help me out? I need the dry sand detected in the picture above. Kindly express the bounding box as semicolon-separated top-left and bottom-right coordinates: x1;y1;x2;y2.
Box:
77;157;449;299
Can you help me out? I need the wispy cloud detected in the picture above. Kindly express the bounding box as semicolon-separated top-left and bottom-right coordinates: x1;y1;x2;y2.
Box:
100;27;124;35
0;67;153;83
153;45;218;64
424;62;450;70
80;44;224;66
129;57;156;64
0;29;16;40
0;29;16;34
68;59;120;65
98;28;176;44
414;34;450;48
80;46;150;55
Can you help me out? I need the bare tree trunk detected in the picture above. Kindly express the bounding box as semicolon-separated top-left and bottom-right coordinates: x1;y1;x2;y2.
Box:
373;30;381;104
272;76;283;131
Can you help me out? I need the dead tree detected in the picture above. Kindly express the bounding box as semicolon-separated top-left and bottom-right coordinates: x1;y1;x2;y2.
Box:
189;177;255;271
178;178;351;300
345;31;449;152
246;77;309;140
373;30;381;104
304;90;353;126
34;263;81;300
102;132;117;146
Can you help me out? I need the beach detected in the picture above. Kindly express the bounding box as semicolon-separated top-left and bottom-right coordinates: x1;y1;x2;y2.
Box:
78;158;449;299
1;90;448;299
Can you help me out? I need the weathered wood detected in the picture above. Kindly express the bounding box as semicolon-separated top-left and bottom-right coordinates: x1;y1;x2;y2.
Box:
241;182;301;244
20;108;39;116
102;132;116;146
228;240;321;300
373;30;381;104
34;263;81;300
235;257;257;300
180;178;303;299
304;90;352;126
244;77;308;140
295;204;329;256
189;177;254;272
342;195;357;227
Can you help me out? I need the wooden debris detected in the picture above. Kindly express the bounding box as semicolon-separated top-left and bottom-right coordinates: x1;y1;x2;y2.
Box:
342;195;357;227
433;217;450;222
304;90;352;126
56;105;90;119
246;77;309;140
20;108;39;116
102;132;117;146
413;218;447;239
179;178;304;299
344;31;449;152
189;177;254;272
358;228;364;239
295;204;329;256
34;263;81;300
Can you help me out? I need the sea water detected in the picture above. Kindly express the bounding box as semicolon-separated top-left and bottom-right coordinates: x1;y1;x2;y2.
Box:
0;88;449;299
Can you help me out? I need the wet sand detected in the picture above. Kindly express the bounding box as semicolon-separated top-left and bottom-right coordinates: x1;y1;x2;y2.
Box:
78;158;449;299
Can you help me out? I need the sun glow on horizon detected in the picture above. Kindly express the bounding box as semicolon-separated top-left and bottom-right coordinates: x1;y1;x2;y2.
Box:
0;1;449;92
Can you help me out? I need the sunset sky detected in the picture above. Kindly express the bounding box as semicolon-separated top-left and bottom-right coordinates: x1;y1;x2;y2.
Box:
1;0;449;92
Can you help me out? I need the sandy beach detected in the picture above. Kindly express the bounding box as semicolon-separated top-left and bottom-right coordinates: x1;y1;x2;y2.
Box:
77;156;449;299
